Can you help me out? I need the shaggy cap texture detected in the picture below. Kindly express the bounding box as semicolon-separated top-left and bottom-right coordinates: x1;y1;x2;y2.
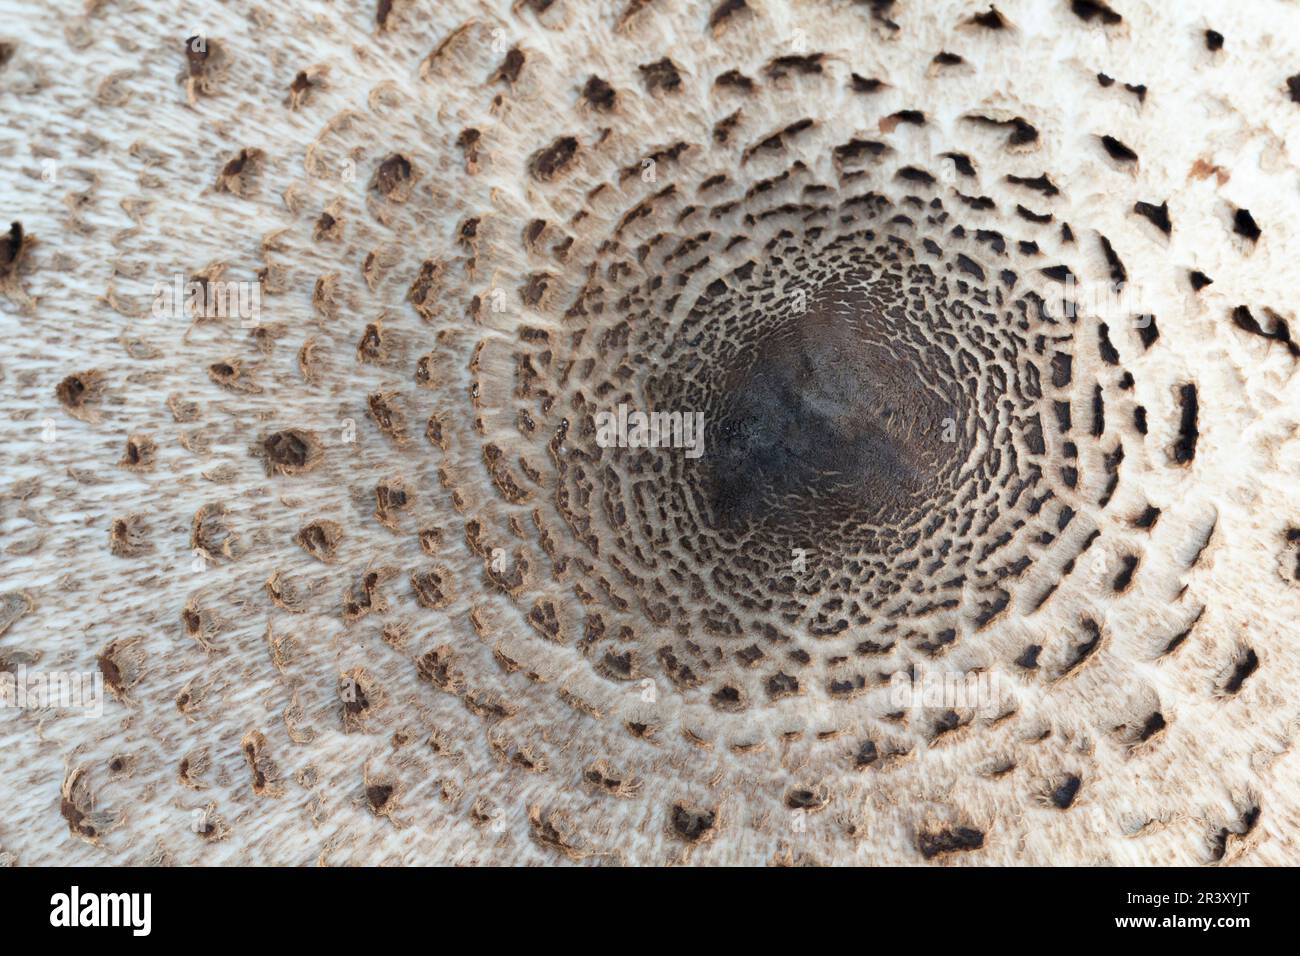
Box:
1;0;1299;865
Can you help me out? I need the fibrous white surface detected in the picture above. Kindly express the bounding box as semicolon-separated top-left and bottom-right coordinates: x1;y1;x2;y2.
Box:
1;0;1299;865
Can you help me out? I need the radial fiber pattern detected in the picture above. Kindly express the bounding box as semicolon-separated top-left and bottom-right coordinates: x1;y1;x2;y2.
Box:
2;0;1300;865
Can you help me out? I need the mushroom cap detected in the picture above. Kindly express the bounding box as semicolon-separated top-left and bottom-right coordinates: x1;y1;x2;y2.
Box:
1;0;1299;865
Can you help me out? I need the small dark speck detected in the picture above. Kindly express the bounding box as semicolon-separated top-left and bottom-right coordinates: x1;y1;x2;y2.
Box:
1233;207;1261;242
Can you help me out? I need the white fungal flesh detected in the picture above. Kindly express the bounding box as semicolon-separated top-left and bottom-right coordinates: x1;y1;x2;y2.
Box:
1;0;1299;865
